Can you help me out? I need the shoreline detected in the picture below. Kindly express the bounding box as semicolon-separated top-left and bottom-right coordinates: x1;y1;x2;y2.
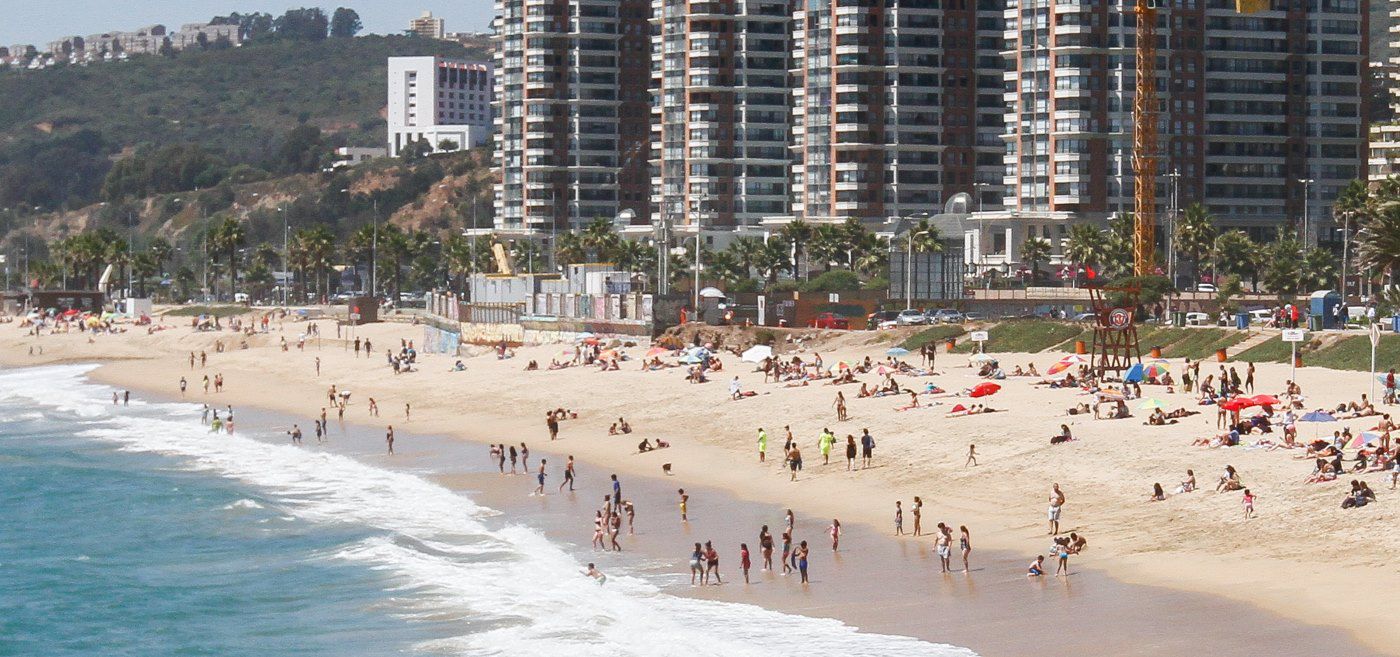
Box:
55;360;1374;657
3;318;1396;654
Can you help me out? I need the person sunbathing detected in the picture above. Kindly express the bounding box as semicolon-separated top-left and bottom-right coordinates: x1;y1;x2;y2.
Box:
856;383;872;398
1066;402;1091;416
1145;409;1176;426
896;391;920;411
1026;364;1040;377
1011;365;1025;376
1305;459;1337;484
1050;424;1074;444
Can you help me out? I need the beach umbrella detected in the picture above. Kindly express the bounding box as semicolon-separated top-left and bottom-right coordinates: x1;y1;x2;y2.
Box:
646;346;670;358
740;345;773;363
1046;354;1084;377
950;403;968;414
1249;394;1281;407
828;361;850;372
1096;388;1126;401
598;349;619;361
1299;410;1336;423
969;382;1001;398
1123;363;1145;383
1352;432;1381;449
679;353;703;364
1138;398;1167;410
970;353;997;364
886;347;910;357
1142;362;1170;379
1219;397;1254;412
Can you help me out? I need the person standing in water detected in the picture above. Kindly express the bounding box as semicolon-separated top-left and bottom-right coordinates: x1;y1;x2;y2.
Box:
756;427;768;463
759;525;774;571
704;540;721;584
179;377;187;397
559;455;576;492
385;426;395;454
740;543;752;584
912;496;923;536
678;488;689;521
959;525;972;572
780;530;793;575
508;444;518;474
610;474;622;506
829;519;841;551
288;424;302;445
534;459;547;495
520;443;530;471
585;563;606;585
690;543;705;585
1048;483;1066;535
936;524;952;572
796;541;810;584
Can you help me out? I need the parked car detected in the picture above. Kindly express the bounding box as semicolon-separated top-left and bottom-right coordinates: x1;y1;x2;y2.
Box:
1072;312;1096;322
963;312;984;322
809;312;850;330
896;309;929;326
1184;312;1210;326
869;309;901;330
931;308;965;324
1195;283;1217;293
1247;309;1273;325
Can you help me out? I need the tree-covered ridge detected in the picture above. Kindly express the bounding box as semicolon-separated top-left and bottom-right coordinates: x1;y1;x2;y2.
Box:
0;33;484;211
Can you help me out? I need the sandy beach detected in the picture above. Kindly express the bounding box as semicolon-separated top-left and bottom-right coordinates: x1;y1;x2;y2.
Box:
4;312;1397;654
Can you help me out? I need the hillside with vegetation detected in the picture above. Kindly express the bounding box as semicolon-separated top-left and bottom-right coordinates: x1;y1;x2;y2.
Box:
0;25;485;212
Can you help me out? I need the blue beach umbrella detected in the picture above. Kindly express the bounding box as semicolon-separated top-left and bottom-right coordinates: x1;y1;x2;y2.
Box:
1299;411;1336;423
886;347;910;357
1123;363;1145;383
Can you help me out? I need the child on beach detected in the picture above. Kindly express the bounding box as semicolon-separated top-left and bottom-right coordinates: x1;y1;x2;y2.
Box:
678;489;689;521
534;459;547;495
894;501;904;535
585;563;606;585
829;519;841;551
757;427;767;462
1028;555;1045;577
1055;540;1070;576
1242;489;1256;519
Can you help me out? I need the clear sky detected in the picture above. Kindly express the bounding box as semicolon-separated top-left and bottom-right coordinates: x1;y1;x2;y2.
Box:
0;1;495;46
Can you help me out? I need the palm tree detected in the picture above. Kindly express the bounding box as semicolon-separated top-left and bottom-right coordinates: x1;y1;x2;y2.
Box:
1212;231;1256;288
705;249;746;287
510;240;545;274
779;219;814;279
727;236;763;279
131;251;159;297
1174;203;1217;285
1300;247;1339;293
1064;223;1105;275
612;239;654;276
757;236;792;284
211;217;245;298
580;218;620;262
851;232;889;277
1260;232;1303;297
1020;237;1052;284
1358;202;1400;286
839;217;871;268
146;237;173;278
294;225;335;300
441;233;474;292
554;231;586;267
808;224;846;273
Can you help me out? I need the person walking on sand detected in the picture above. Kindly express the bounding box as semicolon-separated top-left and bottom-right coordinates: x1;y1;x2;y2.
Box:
315;357;321;377
547;411;559;440
844;435;857;470
787;445;803;481
404;403;411;421
829;518;841;551
894;500;904;535
1048;483;1066;535
520;443;530;471
678;488;689;521
834;391;847;421
1245;362;1255;393
740;543;752;584
1242;488;1256;519
203;375;210;394
912;496;923;536
560;455;576;492
189;352;196;370
966;443;978;467
757;427;768;463
368;398;379;416
959;526;972;571
534;459;547;495
385;426;395;455
818;428;834;465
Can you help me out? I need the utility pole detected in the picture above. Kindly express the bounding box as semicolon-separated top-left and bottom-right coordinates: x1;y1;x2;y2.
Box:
1297;178;1314;247
1340;210;1351;297
281;205;288;309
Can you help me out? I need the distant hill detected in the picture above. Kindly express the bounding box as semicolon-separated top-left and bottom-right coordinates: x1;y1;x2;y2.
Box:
0;34;488;210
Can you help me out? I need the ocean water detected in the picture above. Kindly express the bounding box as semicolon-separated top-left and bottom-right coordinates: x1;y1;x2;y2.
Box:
0;364;975;657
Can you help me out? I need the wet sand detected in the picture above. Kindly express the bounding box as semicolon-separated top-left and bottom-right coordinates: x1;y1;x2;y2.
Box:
209;392;1377;657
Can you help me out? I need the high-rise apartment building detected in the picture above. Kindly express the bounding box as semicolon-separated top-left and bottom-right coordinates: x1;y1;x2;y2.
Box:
790;0;1007;223
1001;0;1368;246
650;0;793;230
387;56;494;157
409;11;447;39
493;0;651;232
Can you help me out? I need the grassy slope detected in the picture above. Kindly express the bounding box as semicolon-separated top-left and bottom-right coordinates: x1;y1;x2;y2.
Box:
953;319;1082;353
899;325;966;350
0;36;483;159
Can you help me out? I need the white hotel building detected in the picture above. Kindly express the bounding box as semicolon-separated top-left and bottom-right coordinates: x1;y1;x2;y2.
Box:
387;56;495;157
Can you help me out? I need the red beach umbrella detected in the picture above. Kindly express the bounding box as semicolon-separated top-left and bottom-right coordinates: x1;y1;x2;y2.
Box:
1249;394;1281;407
970;382;1001;398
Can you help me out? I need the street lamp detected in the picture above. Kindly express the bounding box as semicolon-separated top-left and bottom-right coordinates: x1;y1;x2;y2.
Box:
279;205;288;309
1338;210;1353;297
1297;178;1315;247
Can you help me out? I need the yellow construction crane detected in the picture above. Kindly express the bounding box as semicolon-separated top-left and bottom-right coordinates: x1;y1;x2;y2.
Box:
1131;0;1158;277
1134;0;1267;277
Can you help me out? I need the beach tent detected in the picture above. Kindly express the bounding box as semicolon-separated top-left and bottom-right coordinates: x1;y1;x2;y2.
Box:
886;347;910;357
741;345;773;363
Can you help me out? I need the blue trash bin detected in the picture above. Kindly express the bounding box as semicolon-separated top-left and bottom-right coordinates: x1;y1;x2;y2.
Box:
1393;315;1400;333
1235;312;1249;330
